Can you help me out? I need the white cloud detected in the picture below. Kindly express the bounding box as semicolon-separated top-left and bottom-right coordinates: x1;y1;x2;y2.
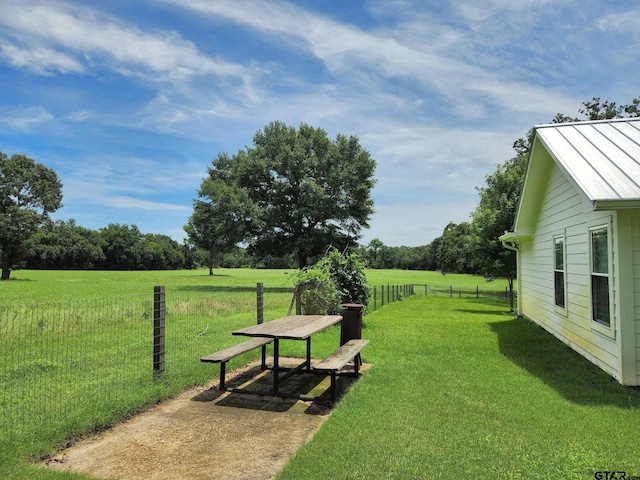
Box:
0;43;84;75
0;105;54;130
163;0;578;121
0;1;248;80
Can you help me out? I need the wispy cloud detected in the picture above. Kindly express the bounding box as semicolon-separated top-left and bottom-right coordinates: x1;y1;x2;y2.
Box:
0;105;53;130
2;0;639;246
0;1;248;81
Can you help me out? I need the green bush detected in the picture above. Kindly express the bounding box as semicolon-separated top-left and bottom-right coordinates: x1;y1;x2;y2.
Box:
290;268;341;314
316;249;371;311
292;249;371;314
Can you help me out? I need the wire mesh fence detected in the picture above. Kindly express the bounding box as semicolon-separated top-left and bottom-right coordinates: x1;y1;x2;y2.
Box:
0;285;293;451
411;283;513;299
1;281;474;453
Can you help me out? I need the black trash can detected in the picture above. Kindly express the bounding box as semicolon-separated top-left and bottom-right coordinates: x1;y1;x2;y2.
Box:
340;303;363;345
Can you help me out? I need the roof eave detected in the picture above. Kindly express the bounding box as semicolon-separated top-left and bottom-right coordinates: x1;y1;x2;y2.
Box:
593;199;640;210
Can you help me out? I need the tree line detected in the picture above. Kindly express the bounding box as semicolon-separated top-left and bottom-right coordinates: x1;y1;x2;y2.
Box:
2;97;638;280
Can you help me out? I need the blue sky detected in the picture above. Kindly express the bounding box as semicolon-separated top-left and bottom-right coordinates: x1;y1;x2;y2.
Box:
1;1;639;247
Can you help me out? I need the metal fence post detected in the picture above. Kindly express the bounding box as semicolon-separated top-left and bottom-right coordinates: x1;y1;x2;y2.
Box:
257;282;264;324
256;282;268;369
373;286;377;311
153;286;165;378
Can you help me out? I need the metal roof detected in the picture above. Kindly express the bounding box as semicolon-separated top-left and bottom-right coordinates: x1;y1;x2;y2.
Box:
535;117;640;203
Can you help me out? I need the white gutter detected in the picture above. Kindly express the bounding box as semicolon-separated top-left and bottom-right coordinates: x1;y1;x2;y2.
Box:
498;231;521;316
499;231;519;251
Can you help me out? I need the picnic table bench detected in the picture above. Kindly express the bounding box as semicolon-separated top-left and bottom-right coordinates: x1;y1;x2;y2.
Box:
201;311;369;402
314;339;369;402
200;337;272;391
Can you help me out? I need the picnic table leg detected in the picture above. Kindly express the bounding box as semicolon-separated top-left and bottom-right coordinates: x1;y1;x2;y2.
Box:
261;344;268;370
330;371;337;403
219;362;226;391
306;337;311;372
273;338;280;395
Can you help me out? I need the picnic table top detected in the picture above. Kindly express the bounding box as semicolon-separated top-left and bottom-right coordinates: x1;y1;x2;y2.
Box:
232;314;343;340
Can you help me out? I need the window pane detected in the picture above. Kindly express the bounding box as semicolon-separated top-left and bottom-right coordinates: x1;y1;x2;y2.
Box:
591;229;608;274
554;271;565;308
554;238;564;270
591;275;610;325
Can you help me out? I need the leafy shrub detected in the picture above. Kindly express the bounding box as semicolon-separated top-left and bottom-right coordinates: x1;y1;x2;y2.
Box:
292;249;371;315
290;268;341;315
316;249;371;311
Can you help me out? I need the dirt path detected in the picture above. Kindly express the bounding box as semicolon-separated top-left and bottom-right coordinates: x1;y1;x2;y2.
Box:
43;359;364;480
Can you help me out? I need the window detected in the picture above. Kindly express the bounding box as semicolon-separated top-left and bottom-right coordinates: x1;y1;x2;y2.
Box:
590;227;610;327
554;236;565;308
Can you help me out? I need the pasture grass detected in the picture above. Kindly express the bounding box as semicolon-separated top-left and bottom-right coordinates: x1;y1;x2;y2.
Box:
1;269;519;479
278;296;640;479
0;268;510;305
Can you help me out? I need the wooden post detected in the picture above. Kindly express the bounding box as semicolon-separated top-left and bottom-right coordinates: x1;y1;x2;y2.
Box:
295;288;302;315
153;286;165;378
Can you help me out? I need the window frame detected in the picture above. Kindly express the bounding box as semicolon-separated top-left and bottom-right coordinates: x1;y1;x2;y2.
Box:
553;234;567;313
589;224;614;336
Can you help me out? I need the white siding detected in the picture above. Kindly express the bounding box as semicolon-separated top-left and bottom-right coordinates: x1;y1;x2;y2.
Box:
519;161;621;380
632;213;640;385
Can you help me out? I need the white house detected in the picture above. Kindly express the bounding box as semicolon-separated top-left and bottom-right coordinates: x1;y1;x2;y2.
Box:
500;117;640;386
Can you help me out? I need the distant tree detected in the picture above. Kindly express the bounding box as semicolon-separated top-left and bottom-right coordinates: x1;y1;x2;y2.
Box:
99;224;145;270
425;236;442;271
187;121;376;269
141;233;185;270
0;153;63;280
579;97;626;120
470;153;527;288
185;165;256;274
438;222;473;274
365;238;385;268
25;219;104;269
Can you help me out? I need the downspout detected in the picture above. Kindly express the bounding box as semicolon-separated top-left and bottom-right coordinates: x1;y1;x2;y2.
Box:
500;234;522;316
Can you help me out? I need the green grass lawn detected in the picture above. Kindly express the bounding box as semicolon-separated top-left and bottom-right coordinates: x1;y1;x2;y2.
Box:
278;296;640;479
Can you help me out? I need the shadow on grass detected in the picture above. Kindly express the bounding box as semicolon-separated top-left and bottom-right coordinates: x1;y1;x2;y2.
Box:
0;277;35;282
452;295;516;315
489;317;640;407
191;361;361;415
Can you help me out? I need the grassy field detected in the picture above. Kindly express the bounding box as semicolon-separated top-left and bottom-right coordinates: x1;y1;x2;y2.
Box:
0;269;547;479
0;268;510;304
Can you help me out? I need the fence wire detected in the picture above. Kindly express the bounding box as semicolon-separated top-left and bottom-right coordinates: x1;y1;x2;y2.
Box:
0;283;431;451
0;287;293;449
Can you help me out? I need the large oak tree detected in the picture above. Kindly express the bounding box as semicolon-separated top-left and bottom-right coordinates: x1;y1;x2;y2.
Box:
186;121;376;269
0;153;63;280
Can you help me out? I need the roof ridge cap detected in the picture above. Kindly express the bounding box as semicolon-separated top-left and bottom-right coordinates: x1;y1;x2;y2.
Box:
535;117;640;129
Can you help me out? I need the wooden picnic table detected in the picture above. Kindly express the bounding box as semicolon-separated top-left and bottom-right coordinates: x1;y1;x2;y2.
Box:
232;314;343;396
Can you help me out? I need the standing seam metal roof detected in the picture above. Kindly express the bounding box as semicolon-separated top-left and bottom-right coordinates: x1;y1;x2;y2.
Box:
535;117;640;202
